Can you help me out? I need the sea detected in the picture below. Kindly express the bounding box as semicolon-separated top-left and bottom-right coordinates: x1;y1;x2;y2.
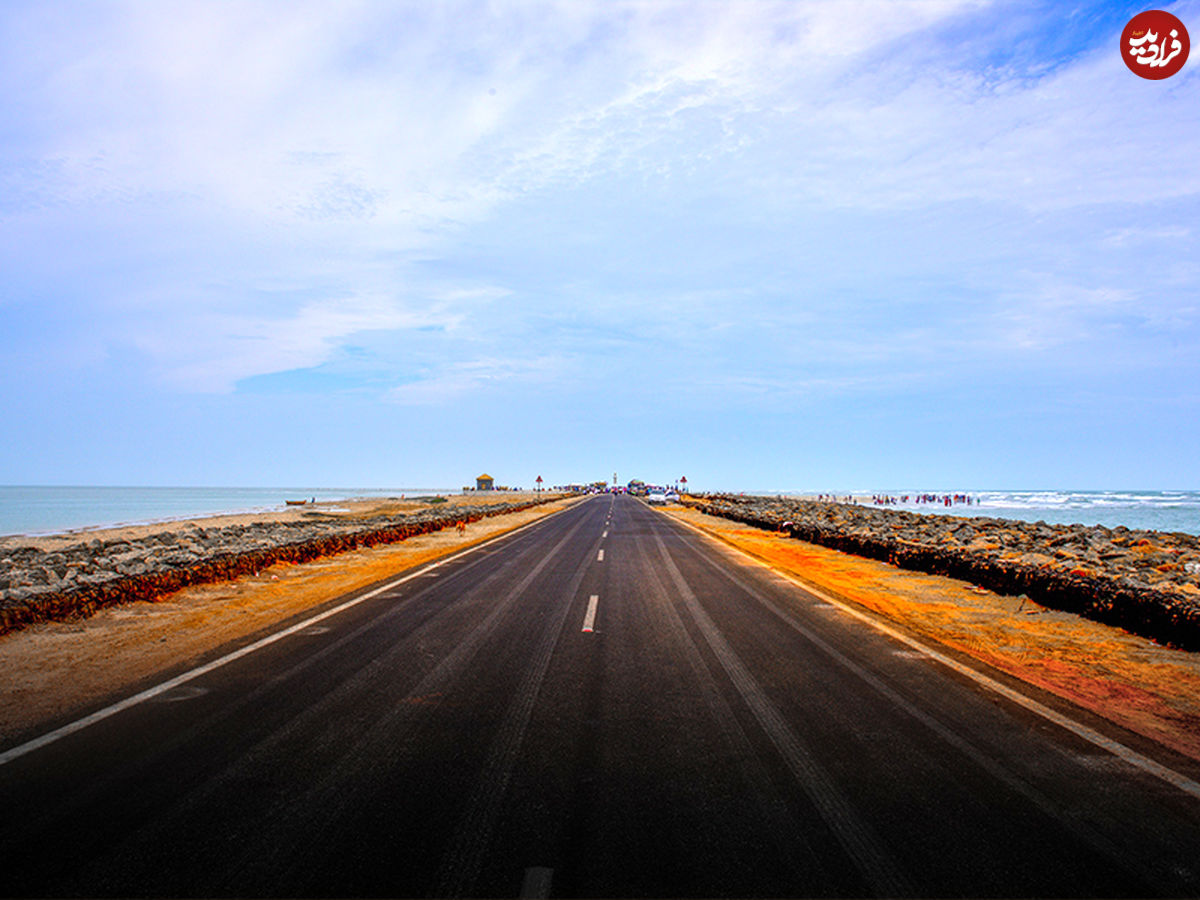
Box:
0;485;452;537
3;486;1199;539
804;490;1200;536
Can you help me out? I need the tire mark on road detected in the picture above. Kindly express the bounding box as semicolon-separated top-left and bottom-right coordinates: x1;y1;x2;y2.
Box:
87;510;597;895
653;533;914;898
433;529;598;896
628;535;836;889
667;531;1185;896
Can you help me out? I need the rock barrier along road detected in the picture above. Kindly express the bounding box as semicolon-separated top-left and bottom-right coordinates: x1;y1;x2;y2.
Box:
0;496;560;636
3;495;1200;897
692;494;1200;650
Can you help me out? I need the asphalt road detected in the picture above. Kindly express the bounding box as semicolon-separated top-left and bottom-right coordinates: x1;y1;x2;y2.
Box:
3;494;1200;898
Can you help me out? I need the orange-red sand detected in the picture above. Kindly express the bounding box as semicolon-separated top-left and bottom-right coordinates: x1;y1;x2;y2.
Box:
662;505;1200;762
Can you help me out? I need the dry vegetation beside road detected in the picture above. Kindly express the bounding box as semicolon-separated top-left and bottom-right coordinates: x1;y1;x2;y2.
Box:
660;503;1200;764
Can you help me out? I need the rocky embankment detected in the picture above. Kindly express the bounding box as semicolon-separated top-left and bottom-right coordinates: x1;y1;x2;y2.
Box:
0;497;560;636
689;494;1200;650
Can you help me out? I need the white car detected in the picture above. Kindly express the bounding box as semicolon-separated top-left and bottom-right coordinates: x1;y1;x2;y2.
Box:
647;491;667;505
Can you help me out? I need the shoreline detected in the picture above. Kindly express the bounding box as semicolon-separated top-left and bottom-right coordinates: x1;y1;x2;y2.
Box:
0;492;545;549
4;504;313;540
5;486;1198;539
0;493;566;634
721;492;1200;536
0;485;463;539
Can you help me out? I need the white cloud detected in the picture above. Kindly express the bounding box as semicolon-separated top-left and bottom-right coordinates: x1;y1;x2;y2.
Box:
384;355;563;406
987;280;1138;352
5;0;1200;402
1102;226;1192;247
7;1;1007;224
123;276;515;393
145;296;426;392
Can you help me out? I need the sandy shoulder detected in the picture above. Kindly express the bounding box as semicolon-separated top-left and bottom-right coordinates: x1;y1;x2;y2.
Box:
0;494;581;747
659;504;1200;764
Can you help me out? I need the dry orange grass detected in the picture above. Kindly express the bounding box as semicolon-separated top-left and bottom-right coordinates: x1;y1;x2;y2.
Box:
662;505;1200;762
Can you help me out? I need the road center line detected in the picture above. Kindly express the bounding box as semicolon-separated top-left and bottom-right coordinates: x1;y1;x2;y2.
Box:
597;548;604;561
582;595;599;633
602;530;608;538
432;525;591;897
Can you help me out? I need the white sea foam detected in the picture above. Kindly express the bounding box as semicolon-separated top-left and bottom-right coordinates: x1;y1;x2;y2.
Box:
875;490;1200;534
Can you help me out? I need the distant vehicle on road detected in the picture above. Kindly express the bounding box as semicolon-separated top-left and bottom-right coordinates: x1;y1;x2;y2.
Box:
647;491;667;505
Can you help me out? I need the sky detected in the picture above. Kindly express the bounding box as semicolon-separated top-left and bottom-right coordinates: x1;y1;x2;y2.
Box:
2;0;1198;493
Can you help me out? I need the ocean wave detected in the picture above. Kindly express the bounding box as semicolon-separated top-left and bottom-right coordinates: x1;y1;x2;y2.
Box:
866;490;1200;534
969;491;1200;510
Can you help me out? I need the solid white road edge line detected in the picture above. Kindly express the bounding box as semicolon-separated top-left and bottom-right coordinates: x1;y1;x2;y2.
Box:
0;502;577;768
582;595;599;633
664;511;1200;802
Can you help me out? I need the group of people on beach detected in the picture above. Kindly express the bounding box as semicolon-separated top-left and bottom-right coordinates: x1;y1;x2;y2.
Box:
872;493;974;507
812;493;975;507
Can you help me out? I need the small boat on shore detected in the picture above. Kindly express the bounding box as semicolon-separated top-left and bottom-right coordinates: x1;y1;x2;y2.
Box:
285;500;308;506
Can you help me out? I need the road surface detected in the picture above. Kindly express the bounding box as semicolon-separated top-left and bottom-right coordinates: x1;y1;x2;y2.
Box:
3;494;1200;897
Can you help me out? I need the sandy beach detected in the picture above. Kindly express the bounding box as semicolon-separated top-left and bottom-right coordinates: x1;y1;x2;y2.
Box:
0;491;551;552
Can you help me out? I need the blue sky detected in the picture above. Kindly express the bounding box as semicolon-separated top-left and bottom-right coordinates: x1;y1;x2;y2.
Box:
2;0;1198;492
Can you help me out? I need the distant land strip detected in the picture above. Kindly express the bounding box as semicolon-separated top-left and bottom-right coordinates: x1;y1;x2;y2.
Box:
0;496;563;637
688;495;1200;651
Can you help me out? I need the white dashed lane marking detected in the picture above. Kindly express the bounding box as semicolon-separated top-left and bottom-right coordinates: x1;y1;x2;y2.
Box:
582;595;599;633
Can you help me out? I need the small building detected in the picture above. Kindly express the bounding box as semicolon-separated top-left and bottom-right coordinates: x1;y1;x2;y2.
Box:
476;473;495;491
